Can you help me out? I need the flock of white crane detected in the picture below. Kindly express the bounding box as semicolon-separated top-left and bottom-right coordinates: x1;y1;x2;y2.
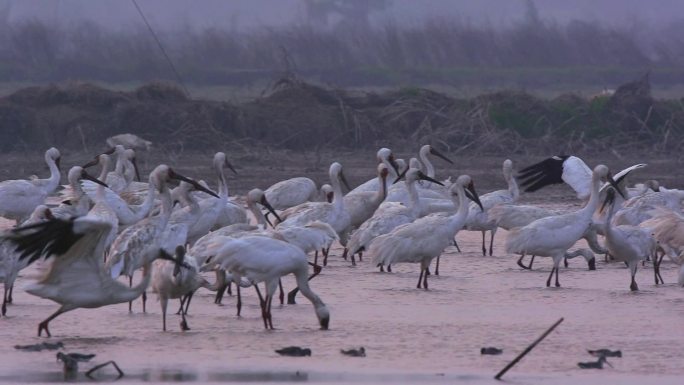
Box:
0;143;683;337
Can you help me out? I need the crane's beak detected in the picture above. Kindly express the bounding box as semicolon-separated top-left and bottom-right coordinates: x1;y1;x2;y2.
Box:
339;171;351;192
225;158;237;175
600;187;616;213
429;147;454;164
417;170;445;186
393;168;408;185
81;169;108;188
260;196;282;227
82;157;99;169
388;154;400;176
168;169;220;198
607;172;626;199
466;181;483;211
381;169;389;199
132;156;141;182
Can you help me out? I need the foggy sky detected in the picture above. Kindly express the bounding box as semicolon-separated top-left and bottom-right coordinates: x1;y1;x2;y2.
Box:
3;0;684;31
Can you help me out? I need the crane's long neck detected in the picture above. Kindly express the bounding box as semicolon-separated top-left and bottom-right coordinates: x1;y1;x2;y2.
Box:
383;157;399;180
247;200;268;229
331;170;344;213
216;163;228;200
603;197;617;240
43;154;61;194
294;264;327;314
419;148;435;178
406;178;421;217
374;174;387;205
579;173;601;220
132;180;157;221
505;166;519;201
447;184;470;233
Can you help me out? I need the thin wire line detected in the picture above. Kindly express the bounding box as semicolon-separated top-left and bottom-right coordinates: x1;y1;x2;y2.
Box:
131;0;191;98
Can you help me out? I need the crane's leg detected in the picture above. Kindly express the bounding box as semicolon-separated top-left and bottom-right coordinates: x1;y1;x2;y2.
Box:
313;250;319;266
7;283;13;303
422;261;429;290
341;247;348;260
555;265;560;287
387;264;392;272
179;295;190;331
434;256;441;276
184;291;193;315
2;284;8;316
38;308;66;337
564;257;569;268
351;252;356;266
416;268;424;289
255;284;268;329
453;238;461;252
227;281;232;296
489;229;496;256
161;297;168;332
528;255;535;269
630;263;639;291
546;267;555;287
266;295;274;330
142;291;147;313
128;275;133;312
516;254;528;269
322;247;330;266
278;279;284;305
481;232;487;255
358;251;363;261
236;285;242;317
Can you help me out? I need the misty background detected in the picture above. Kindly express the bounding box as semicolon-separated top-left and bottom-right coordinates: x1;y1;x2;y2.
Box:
1;0;684;96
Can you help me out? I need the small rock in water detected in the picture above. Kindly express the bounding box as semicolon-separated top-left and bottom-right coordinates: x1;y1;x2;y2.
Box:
588;349;622;358
275;346;311;357
480;347;503;355
14;341;64;351
341;347;366;357
62;352;96;362
578;356;612;369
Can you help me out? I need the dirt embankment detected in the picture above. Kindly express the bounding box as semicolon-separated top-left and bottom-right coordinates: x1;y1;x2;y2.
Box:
0;74;681;156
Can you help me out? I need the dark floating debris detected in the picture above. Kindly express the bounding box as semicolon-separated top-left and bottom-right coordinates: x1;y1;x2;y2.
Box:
481;347;503;355
588;349;622;358
56;352;123;381
275;346;311;357
14;341;64;351
341;347;366;357
578;356;612;369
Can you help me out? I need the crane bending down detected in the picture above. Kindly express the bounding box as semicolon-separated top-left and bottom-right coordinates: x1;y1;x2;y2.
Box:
201;236;330;330
2;216;185;337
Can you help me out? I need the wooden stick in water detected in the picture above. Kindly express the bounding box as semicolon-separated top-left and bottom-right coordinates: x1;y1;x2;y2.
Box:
495;317;564;380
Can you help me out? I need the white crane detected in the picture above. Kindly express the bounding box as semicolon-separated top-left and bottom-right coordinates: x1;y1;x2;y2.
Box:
488;203;605;269
0;205;53;316
151;245;213;331
105;165;217;311
2;216;184;337
264;177;318;210
348;148;399;194
81;154;158;226
106;133;152;152
340;163;388;265
639;207;684;284
368;175;482;289
0;147;61;224
346;168;443;268
415;144;454;190
602;188;657;291
505;165;617;288
200;235;330;330
463;159;519;256
186;152;239;244
276;163;351;261
52;166;107;219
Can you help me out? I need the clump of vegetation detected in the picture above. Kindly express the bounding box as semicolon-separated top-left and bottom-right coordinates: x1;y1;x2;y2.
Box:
1;74;681;155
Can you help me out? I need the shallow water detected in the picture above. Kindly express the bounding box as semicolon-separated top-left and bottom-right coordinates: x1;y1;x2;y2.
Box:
1;206;683;384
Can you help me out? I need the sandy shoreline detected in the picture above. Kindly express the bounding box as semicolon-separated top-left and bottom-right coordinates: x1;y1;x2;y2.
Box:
2;212;683;384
